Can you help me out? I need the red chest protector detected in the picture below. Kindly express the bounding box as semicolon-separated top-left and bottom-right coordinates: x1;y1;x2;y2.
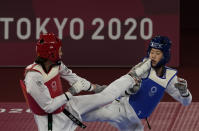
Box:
20;63;65;115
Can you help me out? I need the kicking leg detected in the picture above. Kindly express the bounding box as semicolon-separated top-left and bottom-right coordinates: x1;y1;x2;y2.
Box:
69;59;151;115
70;74;135;115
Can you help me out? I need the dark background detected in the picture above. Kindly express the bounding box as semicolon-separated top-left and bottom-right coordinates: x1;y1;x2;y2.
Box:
0;1;198;102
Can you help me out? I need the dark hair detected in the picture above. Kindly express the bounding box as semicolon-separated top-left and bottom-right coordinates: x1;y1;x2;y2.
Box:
35;56;47;64
35;56;61;73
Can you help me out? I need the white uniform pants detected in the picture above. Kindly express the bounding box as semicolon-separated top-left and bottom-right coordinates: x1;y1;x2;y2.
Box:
82;97;144;131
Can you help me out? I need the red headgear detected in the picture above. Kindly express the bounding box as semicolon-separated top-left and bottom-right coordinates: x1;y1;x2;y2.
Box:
36;33;62;62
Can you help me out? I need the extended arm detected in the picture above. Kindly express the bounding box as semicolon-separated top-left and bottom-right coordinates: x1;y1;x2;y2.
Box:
59;62;94;94
165;76;192;106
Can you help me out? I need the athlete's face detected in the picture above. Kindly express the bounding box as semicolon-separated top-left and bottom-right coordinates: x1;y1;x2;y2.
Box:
149;48;163;67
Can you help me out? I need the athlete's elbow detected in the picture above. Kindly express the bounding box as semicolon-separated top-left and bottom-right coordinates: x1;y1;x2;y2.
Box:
43;104;55;113
43;105;55;113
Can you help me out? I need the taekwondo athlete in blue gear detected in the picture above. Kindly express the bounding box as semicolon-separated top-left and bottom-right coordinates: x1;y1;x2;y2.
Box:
129;36;175;119
69;36;192;131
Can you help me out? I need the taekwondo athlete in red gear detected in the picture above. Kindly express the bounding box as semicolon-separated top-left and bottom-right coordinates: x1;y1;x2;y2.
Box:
81;36;192;131
20;33;148;131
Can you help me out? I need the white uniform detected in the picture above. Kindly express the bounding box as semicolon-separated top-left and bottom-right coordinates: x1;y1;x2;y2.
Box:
24;62;135;131
82;67;192;131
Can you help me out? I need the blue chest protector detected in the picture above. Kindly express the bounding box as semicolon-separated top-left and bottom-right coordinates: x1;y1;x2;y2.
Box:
129;67;177;119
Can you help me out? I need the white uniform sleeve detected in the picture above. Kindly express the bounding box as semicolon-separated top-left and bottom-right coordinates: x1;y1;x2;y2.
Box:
59;62;91;89
165;76;192;106
24;71;68;113
59;62;79;86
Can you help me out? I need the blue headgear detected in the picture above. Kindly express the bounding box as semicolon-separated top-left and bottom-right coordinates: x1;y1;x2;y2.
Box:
147;36;171;67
